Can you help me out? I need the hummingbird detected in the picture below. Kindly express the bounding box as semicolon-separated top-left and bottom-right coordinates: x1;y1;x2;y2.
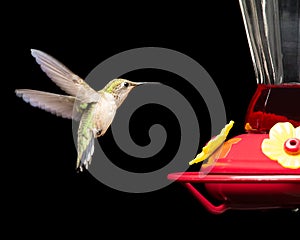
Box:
15;49;157;171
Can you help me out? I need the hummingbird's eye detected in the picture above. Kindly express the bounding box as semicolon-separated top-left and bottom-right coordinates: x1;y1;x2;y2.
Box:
123;82;129;88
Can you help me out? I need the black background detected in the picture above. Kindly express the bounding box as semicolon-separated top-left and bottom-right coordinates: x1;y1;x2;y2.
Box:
9;1;299;238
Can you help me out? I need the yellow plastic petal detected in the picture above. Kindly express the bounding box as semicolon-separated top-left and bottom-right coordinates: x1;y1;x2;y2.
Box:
261;138;285;161
277;154;300;169
189;120;234;165
269;122;295;143
295;126;300;139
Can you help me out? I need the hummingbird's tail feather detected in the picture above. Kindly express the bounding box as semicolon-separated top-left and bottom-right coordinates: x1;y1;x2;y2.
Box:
76;103;97;171
15;89;82;120
76;133;95;171
30;49;100;103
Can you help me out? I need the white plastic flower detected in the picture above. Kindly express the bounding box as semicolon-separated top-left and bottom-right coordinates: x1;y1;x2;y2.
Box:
261;122;300;169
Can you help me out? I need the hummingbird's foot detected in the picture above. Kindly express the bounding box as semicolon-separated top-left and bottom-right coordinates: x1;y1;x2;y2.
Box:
96;129;102;138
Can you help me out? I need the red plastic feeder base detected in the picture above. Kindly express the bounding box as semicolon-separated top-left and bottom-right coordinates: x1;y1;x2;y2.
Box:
167;134;300;214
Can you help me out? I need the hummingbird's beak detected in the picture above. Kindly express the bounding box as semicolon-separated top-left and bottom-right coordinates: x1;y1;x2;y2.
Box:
135;82;162;86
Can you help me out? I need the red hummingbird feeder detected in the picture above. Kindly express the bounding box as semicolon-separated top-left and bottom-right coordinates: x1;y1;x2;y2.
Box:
167;0;300;214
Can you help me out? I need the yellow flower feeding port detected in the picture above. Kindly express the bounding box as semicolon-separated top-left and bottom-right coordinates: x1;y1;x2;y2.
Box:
262;122;300;169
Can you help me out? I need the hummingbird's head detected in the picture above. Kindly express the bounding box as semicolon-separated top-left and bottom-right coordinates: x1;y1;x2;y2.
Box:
104;78;154;107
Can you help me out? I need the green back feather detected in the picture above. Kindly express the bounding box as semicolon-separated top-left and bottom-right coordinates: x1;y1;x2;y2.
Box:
103;79;123;94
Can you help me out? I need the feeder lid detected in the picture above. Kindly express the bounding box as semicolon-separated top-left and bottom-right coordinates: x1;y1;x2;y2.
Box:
203;133;300;174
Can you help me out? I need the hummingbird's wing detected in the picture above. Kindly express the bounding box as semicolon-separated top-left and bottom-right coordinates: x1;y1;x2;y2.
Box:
31;49;101;103
15;89;84;121
76;103;97;170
